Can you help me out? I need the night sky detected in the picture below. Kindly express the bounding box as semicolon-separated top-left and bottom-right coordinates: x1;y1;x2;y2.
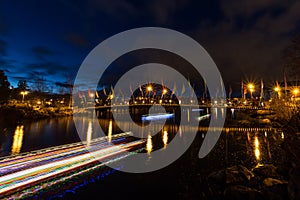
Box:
0;0;300;94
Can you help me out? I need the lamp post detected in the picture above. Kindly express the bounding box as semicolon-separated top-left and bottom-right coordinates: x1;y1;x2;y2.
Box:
20;91;28;103
274;86;281;98
162;88;167;95
293;88;299;100
89;93;94;98
247;83;255;99
147;85;153;99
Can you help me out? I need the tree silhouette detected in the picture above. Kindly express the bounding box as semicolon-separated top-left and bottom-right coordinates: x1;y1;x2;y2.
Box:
0;70;11;103
17;80;29;91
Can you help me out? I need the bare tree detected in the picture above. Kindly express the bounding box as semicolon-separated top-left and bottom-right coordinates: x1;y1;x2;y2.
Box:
33;77;49;93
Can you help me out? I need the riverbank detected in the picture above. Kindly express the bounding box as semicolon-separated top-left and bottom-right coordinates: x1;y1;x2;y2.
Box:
225;109;281;128
0;104;72;125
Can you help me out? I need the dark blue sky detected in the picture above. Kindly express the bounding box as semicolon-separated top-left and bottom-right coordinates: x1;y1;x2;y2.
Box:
0;0;299;94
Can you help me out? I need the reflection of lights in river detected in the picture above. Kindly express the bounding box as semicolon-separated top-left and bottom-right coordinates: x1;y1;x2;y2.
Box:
254;136;260;161
86;121;92;146
281;132;284;139
146;135;152;154
11;125;24;155
221;108;224;118
230;108;235;118
214;107;218;119
179;127;182;137
108;120;113;143
247;132;251;143
162;131;168;148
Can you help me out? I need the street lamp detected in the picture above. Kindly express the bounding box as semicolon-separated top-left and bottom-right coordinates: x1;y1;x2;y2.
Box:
162;88;168;95
247;83;255;98
147;85;153;92
274;86;281;98
293;88;299;96
89;93;94;98
20;91;28;103
147;85;153;99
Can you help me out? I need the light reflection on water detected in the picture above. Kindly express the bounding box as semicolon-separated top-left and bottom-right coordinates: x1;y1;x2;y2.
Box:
0;114;286;169
146;135;153;154
108;120;113;143
11;125;24;155
162;130;168;149
86;121;92;146
254;136;260;162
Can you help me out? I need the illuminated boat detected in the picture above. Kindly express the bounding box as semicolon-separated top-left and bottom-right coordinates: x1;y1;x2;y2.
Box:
197;114;211;121
141;113;174;121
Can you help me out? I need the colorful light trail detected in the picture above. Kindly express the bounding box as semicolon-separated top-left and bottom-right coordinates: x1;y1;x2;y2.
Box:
0;132;145;198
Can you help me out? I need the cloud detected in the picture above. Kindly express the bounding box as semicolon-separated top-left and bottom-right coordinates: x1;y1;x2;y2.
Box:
253;1;300;35
32;46;56;60
220;0;287;19
64;33;90;48
59;0;137;20
25;62;71;76
0;39;6;55
149;0;188;24
193;1;300;86
85;0;136;17
55;81;73;88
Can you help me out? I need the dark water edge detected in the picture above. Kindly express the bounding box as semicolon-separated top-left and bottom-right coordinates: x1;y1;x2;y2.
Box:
34;130;290;200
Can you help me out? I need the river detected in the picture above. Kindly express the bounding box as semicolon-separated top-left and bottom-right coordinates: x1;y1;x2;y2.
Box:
0;111;287;199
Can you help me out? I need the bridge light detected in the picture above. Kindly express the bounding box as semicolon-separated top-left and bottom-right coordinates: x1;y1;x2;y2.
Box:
247;83;254;90
147;85;153;92
293;88;299;96
247;83;255;98
274;86;280;92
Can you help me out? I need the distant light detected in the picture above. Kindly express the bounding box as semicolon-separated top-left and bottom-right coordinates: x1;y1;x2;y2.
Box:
248;83;254;90
293;88;299;95
162;88;168;94
274;86;280;92
147;85;153;92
